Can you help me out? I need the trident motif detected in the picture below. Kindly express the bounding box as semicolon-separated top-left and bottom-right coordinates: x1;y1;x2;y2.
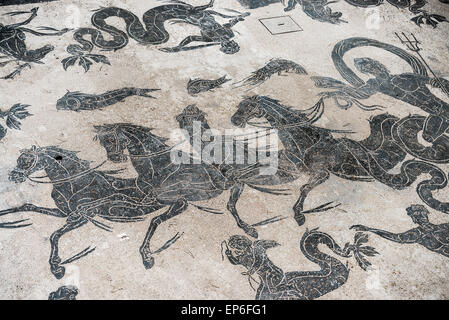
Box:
395;32;449;98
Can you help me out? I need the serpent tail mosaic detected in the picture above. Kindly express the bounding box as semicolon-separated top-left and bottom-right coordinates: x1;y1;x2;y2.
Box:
63;0;250;72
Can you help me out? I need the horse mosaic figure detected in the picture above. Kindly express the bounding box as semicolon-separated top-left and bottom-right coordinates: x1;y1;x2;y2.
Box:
230;95;449;226
1;146;168;278
93;121;289;241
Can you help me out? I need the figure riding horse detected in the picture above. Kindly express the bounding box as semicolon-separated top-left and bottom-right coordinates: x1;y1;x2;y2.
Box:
1;146;168;278
0;142;283;278
230;95;449;226
93;121;288;242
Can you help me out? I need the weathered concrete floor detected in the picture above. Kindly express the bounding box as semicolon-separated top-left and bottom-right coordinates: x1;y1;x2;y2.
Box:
0;0;448;300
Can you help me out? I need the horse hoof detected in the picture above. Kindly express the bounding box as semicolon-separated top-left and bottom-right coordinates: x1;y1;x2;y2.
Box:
294;214;305;227
142;256;155;270
51;265;66;279
246;227;258;239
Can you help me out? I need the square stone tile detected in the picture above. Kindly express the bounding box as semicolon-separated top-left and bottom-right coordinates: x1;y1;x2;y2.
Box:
259;15;303;35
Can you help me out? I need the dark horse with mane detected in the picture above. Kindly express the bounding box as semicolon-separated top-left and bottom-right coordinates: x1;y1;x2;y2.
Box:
93;121;291;240
0;143;285;278
1;146;167;278
230;95;449;225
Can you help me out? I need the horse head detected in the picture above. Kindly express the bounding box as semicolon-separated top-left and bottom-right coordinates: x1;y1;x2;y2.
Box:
231;96;267;128
9;146;86;183
232;95;326;131
94;124;130;163
9;146;42;183
94;123;170;163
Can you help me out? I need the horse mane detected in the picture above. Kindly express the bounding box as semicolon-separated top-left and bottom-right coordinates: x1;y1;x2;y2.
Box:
93;123;169;143
36;146;91;168
249;95;318;122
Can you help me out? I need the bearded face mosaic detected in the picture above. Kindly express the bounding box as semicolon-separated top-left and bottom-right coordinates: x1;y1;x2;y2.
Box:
0;0;448;300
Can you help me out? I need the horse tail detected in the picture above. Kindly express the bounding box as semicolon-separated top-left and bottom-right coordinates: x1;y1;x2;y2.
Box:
301;229;378;273
294;229;350;299
331;37;427;87
246;183;291;195
340;140;449;213
191;203;223;214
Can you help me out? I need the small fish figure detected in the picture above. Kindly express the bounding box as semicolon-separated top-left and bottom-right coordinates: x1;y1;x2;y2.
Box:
187;75;231;96
56;87;160;111
234;58;307;89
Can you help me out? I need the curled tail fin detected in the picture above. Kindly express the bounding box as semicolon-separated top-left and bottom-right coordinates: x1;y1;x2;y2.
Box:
3;104;32;130
346;232;379;271
191;203;223;214
246;184;291;195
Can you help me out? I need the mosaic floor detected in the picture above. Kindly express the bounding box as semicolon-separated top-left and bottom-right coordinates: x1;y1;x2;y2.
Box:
0;0;448;300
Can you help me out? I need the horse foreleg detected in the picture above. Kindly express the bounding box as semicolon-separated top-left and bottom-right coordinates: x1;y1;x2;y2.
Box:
139;198;188;269
293;170;338;226
49;213;88;279
227;183;258;238
20;27;71;37
159;36;216;52
0;204;66;218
